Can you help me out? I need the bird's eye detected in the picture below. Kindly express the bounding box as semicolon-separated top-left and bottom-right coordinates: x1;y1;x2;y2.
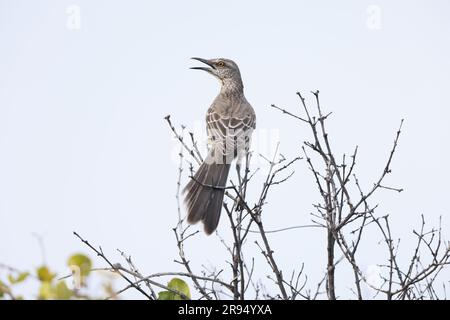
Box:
217;61;225;67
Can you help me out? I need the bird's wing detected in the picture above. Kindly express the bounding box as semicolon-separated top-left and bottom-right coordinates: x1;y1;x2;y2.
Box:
206;103;255;161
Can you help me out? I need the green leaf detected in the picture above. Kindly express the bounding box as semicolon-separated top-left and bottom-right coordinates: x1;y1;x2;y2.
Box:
0;280;9;298
157;278;191;300
37;266;56;282
167;278;191;300
38;281;73;300
157;291;172;300
167;278;191;299
67;253;92;277
38;282;53;300
7;272;30;284
54;281;73;300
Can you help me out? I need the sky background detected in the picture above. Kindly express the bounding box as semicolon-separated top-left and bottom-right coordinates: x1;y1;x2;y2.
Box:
1;0;449;299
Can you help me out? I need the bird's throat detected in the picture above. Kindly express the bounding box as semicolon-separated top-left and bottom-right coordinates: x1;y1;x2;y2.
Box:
220;78;244;96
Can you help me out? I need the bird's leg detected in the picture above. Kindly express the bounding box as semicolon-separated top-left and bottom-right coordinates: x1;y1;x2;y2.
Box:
235;154;245;212
236;162;242;187
242;151;251;195
236;148;245;190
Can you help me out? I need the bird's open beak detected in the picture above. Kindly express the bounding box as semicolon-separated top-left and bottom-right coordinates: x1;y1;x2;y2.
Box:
190;57;216;74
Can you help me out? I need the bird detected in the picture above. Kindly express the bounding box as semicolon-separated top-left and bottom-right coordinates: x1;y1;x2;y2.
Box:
183;57;256;235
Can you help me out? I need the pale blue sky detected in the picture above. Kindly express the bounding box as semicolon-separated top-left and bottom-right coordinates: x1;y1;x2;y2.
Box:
1;0;449;298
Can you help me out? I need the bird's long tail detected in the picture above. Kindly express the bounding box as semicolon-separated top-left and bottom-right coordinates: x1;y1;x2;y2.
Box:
183;155;231;235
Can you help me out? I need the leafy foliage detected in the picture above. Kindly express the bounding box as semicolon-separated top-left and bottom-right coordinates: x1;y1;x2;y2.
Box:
158;278;191;300
0;253;116;300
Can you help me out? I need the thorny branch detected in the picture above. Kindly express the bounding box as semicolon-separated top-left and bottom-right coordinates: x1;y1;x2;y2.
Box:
271;90;449;300
65;91;449;301
164;114;303;300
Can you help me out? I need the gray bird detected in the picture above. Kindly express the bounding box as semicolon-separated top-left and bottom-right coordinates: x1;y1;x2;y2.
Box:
184;58;256;235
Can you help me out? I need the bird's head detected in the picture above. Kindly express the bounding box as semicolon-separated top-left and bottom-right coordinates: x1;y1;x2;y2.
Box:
190;57;243;90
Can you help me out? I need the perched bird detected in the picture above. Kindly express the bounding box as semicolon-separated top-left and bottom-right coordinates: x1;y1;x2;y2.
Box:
184;58;256;235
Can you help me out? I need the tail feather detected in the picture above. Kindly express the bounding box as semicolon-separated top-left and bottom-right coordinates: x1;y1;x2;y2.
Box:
183;156;230;235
